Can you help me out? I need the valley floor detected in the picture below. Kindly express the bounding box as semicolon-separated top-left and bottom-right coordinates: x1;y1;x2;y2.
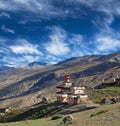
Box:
72;102;120;126
0;103;120;126
0;118;60;126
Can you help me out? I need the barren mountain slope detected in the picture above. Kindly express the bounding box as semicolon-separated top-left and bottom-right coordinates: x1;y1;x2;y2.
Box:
0;52;120;108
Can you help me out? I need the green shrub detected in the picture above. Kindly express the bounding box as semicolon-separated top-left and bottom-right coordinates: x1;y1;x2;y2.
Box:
7;107;18;114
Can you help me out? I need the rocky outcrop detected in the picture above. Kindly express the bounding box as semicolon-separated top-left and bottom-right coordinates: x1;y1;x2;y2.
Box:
101;98;113;104
101;96;120;104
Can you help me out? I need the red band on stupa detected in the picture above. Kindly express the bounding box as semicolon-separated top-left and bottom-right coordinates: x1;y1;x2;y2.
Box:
65;74;70;79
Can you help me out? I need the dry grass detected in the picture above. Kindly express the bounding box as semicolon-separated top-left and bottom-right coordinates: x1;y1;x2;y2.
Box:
88;88;120;104
0;118;61;126
0;103;120;126
70;103;120;126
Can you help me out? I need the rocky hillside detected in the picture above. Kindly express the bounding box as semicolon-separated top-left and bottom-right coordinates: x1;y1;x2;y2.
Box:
0;52;120;108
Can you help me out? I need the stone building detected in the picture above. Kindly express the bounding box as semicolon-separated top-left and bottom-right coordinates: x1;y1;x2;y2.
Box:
56;74;88;105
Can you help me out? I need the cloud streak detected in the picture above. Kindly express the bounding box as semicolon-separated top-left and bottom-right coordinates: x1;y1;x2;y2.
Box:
45;26;120;60
0;38;43;66
45;27;70;55
45;27;92;58
0;0;118;20
96;36;120;53
0;12;11;18
10;39;42;55
0;25;120;67
0;0;63;19
1;25;15;34
3;55;41;67
0;0;119;28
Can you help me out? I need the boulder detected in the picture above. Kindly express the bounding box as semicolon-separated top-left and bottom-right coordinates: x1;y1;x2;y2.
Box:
42;97;48;103
101;98;113;104
61;115;73;124
112;96;120;103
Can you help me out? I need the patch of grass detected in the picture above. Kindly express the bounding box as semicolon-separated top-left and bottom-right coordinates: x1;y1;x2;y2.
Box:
90;110;108;117
0;103;120;126
88;89;120;104
51;115;63;120
105;86;120;90
0;117;62;126
64;121;73;126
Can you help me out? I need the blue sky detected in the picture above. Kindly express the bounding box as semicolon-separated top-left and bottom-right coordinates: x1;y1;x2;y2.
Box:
0;0;120;66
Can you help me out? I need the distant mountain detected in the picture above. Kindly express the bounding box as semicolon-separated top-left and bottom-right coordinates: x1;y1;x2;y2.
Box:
0;66;14;72
0;52;120;108
28;62;48;67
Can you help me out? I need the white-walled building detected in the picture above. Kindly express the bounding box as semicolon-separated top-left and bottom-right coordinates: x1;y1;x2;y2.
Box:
56;74;88;105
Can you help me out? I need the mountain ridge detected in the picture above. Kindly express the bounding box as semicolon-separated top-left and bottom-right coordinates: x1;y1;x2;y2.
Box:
0;52;120;108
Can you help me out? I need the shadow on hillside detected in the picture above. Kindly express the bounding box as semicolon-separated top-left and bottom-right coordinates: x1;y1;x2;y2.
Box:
58;106;97;115
0;102;71;123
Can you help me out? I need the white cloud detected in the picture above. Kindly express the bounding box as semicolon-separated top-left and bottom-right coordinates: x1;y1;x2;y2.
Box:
1;25;15;34
69;34;83;45
0;0;62;19
45;27;70;55
0;47;10;54
68;34;86;57
66;0;120;29
13;0;43;12
96;36;120;53
3;55;40;67
10;39;42;55
0;38;11;54
46;55;58;61
0;38;42;66
44;55;62;64
0;0;119;24
0;12;11;18
92;14;114;30
75;0;120;15
21;55;40;63
45;27;92;58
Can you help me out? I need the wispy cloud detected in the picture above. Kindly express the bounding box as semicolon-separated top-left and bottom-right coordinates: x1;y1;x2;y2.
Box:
10;39;42;55
0;12;11;18
74;0;120;15
0;38;11;54
3;55;40;67
44;55;61;64
92;14;114;31
0;47;10;54
45;27;92;58
1;25;15;34
0;0;119;25
0;38;43;66
0;26;120;66
0;0;63;19
45;27;70;55
96;36;120;53
68;34;87;57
